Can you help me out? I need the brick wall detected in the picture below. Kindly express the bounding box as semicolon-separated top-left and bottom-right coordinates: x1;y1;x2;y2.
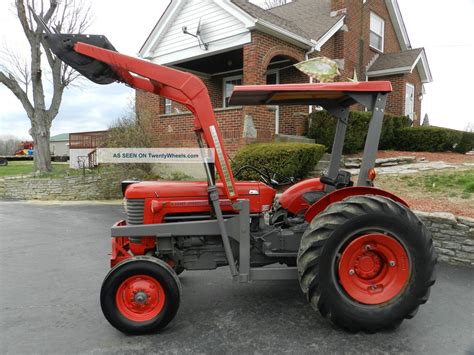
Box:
332;0;402;79
242;31;307;139
144;106;246;156
279;66;309;135
328;0;422;122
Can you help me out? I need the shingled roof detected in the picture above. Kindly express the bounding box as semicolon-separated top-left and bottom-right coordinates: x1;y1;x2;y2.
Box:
366;48;432;83
230;0;310;40
230;0;343;43
268;0;344;42
368;48;423;73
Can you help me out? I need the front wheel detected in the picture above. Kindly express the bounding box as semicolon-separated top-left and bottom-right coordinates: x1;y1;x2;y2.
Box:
297;195;436;332
100;256;181;334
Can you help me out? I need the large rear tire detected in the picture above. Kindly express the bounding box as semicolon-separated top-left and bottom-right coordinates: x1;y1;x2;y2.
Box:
297;195;436;332
101;256;181;334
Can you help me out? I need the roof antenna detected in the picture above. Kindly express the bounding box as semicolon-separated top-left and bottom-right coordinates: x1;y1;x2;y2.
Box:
182;18;208;51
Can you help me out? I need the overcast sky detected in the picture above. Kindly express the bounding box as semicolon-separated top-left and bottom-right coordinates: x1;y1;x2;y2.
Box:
1;0;473;140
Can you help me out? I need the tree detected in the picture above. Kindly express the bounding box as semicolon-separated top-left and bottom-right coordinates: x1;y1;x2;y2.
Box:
0;0;91;173
422;113;430;126
263;0;291;9
0;135;22;155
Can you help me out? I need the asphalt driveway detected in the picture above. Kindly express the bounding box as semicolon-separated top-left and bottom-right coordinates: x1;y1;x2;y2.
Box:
0;201;473;354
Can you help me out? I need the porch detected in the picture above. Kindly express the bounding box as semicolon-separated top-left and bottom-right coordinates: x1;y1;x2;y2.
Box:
138;34;313;154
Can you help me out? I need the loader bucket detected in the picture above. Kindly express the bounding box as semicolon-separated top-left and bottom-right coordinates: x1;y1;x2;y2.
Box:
44;33;119;85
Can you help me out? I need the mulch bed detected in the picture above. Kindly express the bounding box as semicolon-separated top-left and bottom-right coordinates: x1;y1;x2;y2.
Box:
348;151;474;218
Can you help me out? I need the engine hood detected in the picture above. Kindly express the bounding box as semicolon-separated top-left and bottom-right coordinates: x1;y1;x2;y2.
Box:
125;180;274;200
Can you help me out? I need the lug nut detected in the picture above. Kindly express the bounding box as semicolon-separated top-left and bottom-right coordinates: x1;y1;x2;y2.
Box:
370;285;377;290
389;261;396;267
364;244;372;251
349;269;355;275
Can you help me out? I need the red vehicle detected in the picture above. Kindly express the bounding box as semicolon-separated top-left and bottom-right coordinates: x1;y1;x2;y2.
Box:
45;30;436;335
14;141;34;156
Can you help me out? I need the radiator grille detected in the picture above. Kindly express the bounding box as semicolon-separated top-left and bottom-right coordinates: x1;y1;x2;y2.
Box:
126;198;145;225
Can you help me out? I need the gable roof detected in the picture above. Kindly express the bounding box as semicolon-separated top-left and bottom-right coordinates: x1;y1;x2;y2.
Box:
385;0;411;50
369;48;422;72
138;0;345;60
366;48;433;83
230;0;345;50
230;0;310;40
50;133;70;142
268;0;344;43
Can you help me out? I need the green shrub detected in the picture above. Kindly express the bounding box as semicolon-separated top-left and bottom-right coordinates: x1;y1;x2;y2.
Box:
232;143;326;180
307;110;411;154
456;130;474;153
394;126;474;153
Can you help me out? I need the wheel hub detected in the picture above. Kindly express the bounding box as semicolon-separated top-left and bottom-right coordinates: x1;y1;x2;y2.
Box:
354;250;383;279
338;234;410;305
134;291;148;305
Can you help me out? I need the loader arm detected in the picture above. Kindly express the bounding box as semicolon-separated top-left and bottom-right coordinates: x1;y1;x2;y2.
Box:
45;34;237;199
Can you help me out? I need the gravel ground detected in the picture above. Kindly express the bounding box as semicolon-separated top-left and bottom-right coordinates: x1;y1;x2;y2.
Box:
0;201;473;354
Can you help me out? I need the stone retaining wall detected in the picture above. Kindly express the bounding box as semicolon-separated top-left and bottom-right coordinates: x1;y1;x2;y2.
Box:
0;175;103;200
415;211;474;266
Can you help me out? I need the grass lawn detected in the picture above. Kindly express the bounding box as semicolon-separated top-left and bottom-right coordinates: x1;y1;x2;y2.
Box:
0;160;93;178
376;168;474;218
397;169;474;199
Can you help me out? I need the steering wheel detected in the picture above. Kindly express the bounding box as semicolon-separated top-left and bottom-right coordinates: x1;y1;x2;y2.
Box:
234;165;295;187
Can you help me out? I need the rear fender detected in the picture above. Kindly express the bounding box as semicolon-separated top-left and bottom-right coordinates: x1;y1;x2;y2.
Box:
304;187;409;222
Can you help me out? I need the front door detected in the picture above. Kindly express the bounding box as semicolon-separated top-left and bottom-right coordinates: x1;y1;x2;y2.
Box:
266;70;280;134
405;83;415;119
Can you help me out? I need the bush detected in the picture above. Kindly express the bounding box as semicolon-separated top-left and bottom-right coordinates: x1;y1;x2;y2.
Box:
97;110;160;199
232;143;326;180
456;130;474;153
104;111;155;178
395;127;474;153
307;110;411;154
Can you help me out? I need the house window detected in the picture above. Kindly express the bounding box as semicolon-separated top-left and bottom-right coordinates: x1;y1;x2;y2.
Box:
370;12;384;52
223;75;243;108
405;83;415;119
164;98;172;114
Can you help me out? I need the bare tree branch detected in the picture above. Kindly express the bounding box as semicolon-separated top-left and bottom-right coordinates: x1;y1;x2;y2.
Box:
0;71;34;118
0;46;32;94
1;0;92;173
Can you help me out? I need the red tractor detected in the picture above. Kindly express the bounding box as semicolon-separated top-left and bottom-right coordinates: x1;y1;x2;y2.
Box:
45;32;436;335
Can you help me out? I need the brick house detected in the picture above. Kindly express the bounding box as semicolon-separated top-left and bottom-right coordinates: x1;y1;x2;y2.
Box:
137;0;432;154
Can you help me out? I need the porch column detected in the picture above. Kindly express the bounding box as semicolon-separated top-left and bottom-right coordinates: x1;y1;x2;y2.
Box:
241;36;274;144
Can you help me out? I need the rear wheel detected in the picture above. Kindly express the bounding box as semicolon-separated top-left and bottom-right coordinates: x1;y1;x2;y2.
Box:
101;256;181;334
297;195;436;332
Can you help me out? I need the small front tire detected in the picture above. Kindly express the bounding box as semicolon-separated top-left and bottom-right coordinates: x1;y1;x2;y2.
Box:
100;256;181;334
